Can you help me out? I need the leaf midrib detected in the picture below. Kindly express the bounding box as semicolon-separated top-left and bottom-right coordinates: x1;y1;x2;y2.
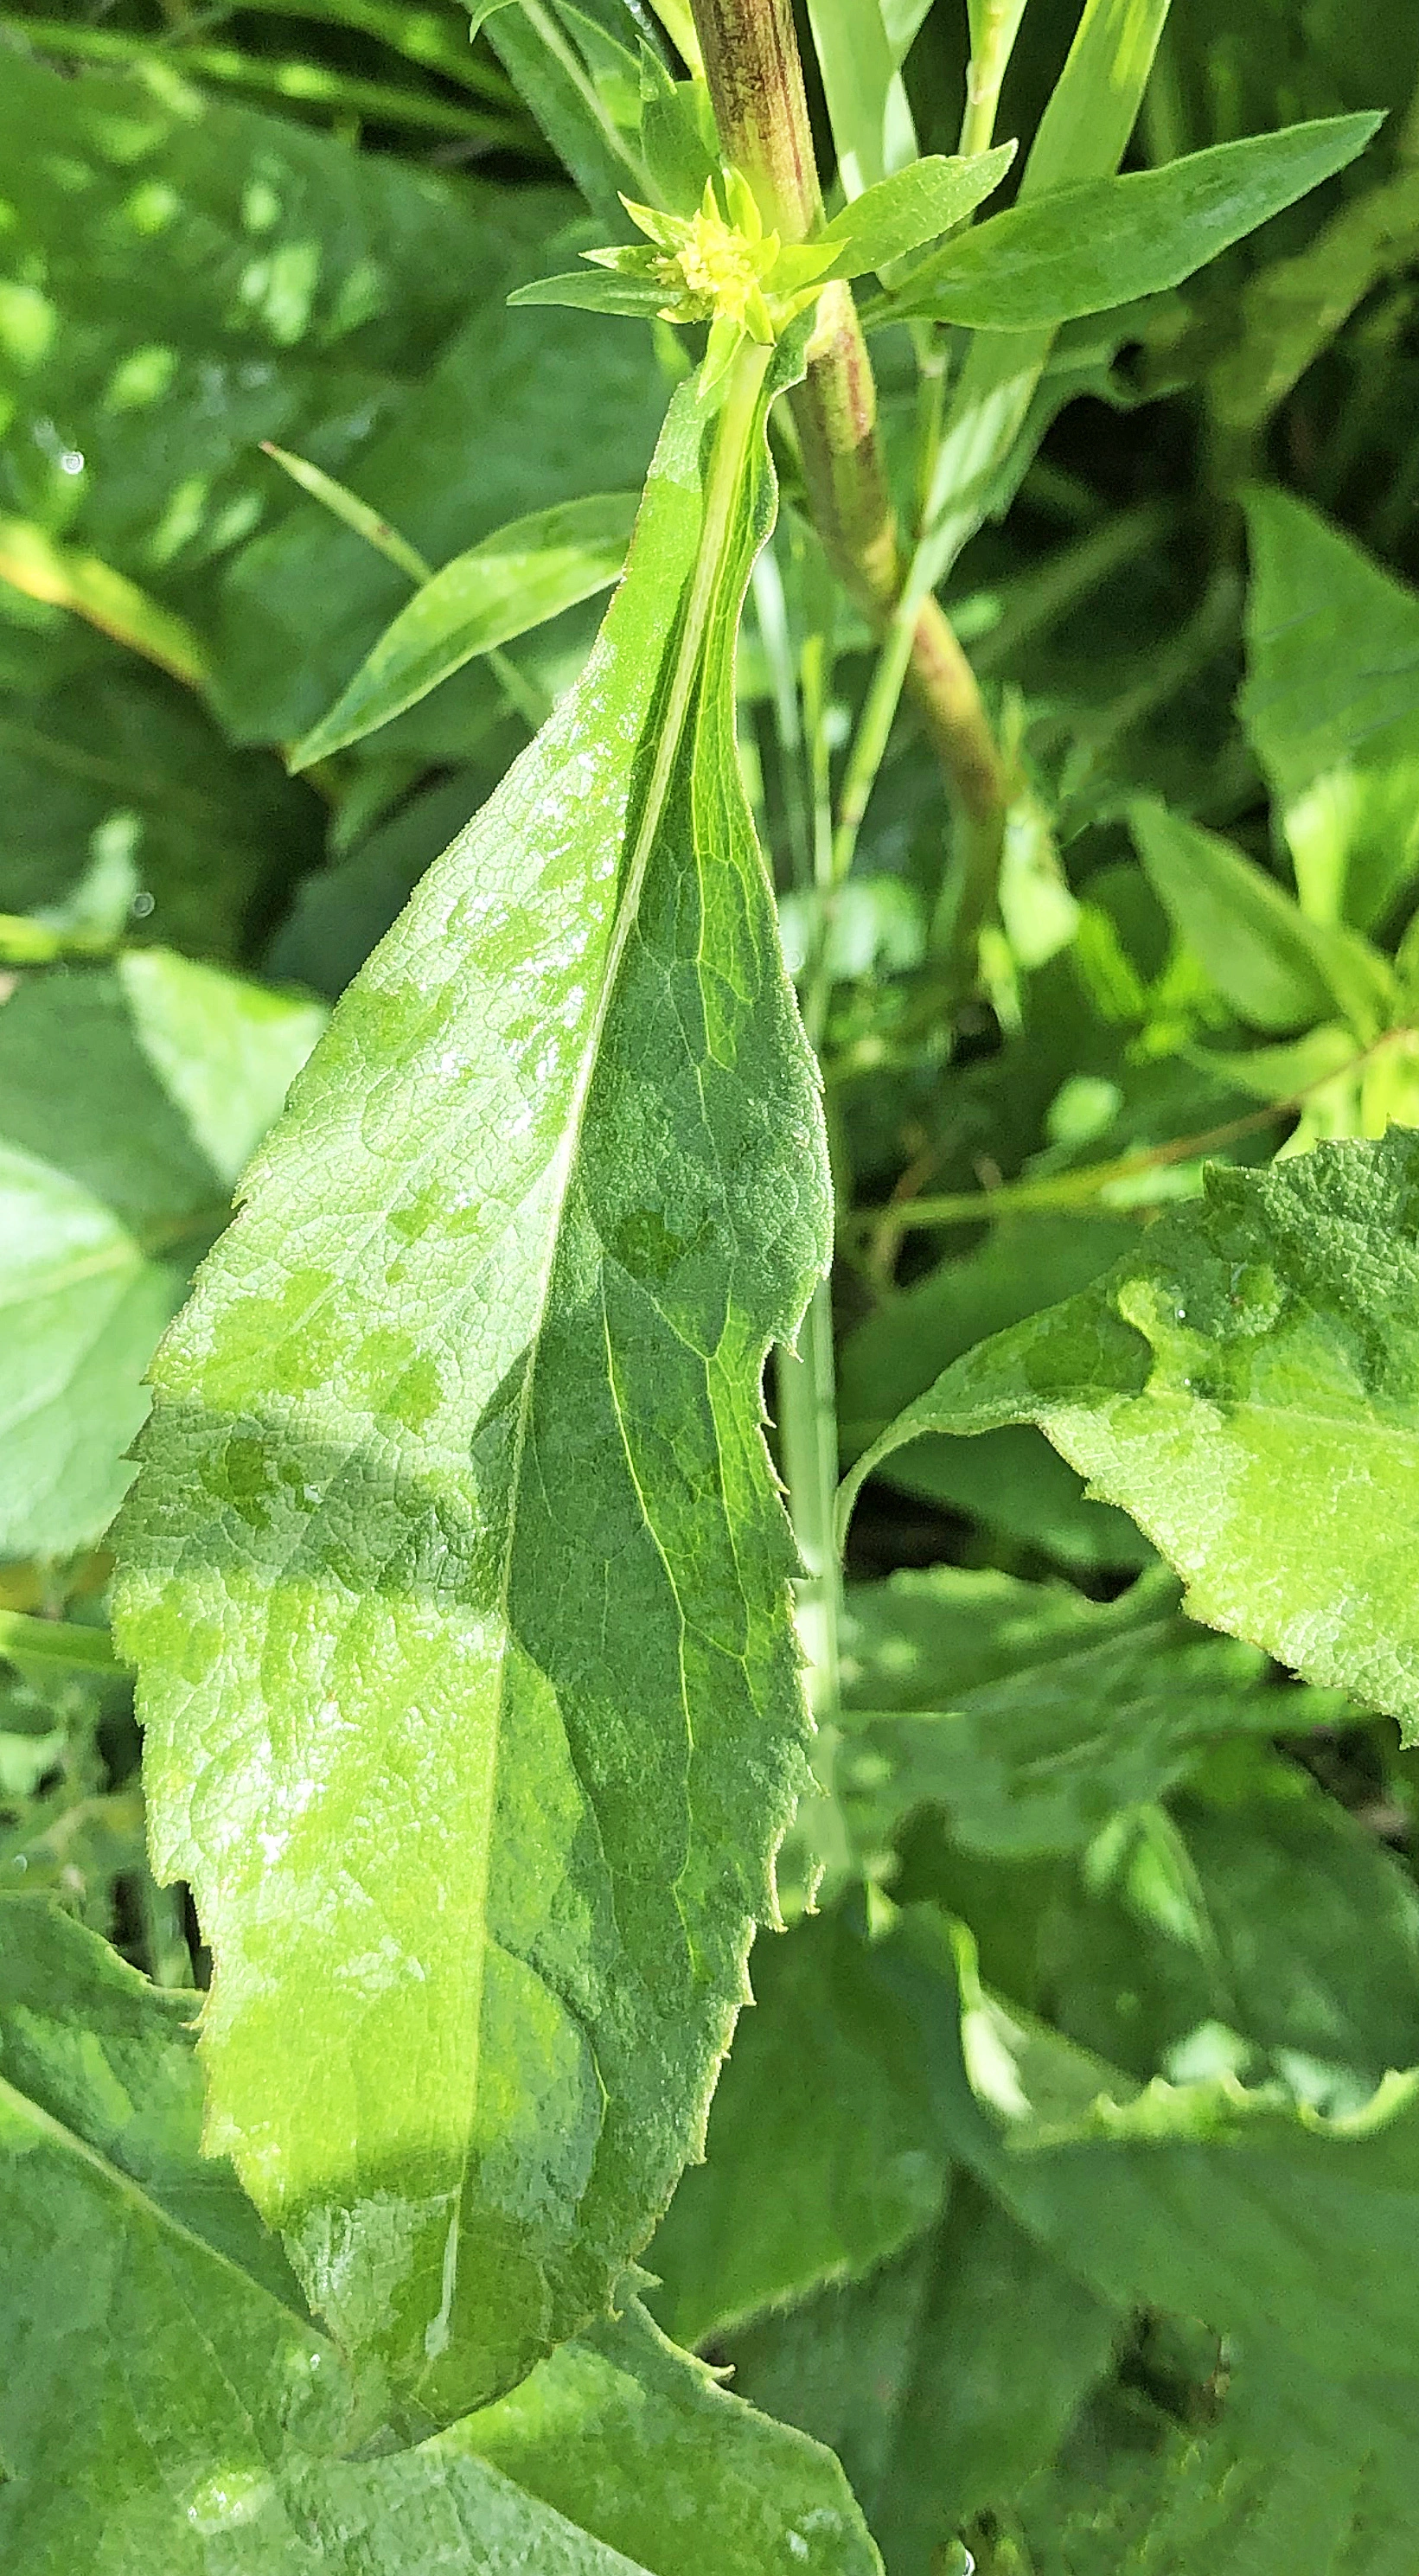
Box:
426;348;776;2377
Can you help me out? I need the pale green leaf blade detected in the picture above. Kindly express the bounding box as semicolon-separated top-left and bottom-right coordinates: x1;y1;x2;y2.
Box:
116;952;329;1192
1240;487;1419;930
838;1568;1341;1863
1128;796;1396;1038
1019;0;1169;202
0;956;324;1558
113;361;832;2426
892;116;1382;328
0;1143;180;1560
819;146;1016;278
646;1905;955;2347
486;3;641;223
639;79;719;211
507;269;674;315
467;0;519;35
291;494;639;768
457;2296;884;2574
840;1136;1419;1731
259;443;432;585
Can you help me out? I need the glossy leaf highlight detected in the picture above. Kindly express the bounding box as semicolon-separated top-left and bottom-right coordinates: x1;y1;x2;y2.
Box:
892;116;1380;329
114;358;832;2425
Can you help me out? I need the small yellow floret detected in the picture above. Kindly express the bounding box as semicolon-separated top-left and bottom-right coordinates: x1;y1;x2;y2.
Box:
663;209;762;320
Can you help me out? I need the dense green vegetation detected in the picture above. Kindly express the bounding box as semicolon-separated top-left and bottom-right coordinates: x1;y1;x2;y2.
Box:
4;0;1419;2566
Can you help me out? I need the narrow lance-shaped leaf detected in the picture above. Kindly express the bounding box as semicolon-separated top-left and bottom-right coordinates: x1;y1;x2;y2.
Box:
840;1135;1419;1735
114;344;831;2428
817;145;1016;278
887;115;1383;328
290;494;640;768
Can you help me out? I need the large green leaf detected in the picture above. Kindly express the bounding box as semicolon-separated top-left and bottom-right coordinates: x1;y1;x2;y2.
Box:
458;2296;883;2574
841;1135;1419;1733
889;117;1381;328
266;769;513;1001
647;1903;956;2349
113;352;832;2425
0;1893;367;2571
290;493;638;768
0;1899;881;2573
837;1567;1343;1865
940;1940;1419;2457
1240;488;1419;931
0;952;324;1559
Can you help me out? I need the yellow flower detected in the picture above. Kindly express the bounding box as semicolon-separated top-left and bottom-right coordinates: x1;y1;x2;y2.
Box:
583;169;839;399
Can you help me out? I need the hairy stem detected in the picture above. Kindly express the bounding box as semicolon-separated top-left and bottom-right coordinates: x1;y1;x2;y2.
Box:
687;0;1010;925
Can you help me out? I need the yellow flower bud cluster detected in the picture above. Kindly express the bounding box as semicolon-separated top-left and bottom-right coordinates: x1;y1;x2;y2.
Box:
585;169;839;397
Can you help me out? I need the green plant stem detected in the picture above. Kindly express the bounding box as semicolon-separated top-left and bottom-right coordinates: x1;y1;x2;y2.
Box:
687;0;1010;921
0;1610;125;1675
4;17;518;143
137;1871;195;1988
958;0;1028;157
485;644;551;732
775;1281;842;1729
848;1032;1406;1248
